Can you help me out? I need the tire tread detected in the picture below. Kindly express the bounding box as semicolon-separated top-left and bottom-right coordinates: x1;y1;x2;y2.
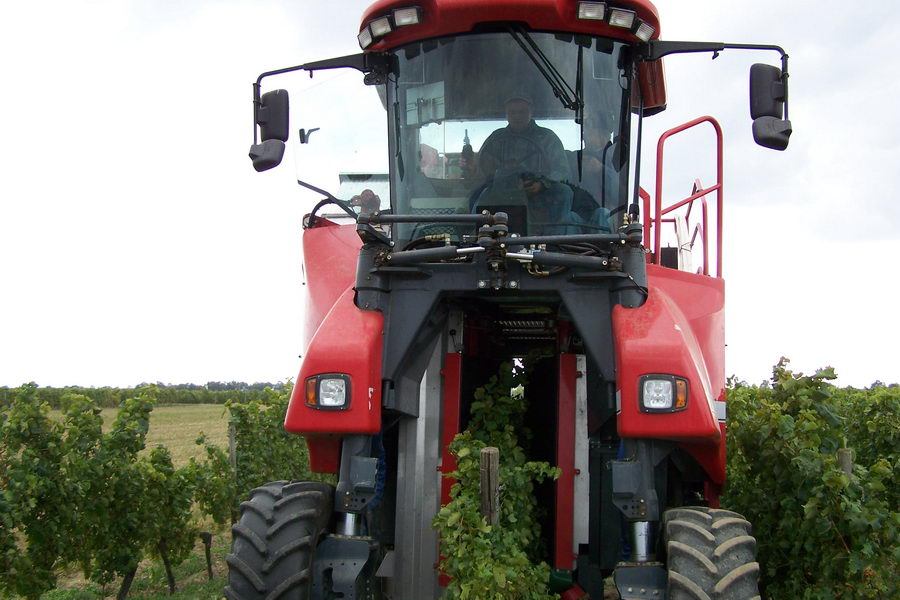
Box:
226;480;333;600
664;506;761;600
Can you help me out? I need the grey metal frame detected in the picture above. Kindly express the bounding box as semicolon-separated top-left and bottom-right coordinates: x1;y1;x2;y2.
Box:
389;330;447;599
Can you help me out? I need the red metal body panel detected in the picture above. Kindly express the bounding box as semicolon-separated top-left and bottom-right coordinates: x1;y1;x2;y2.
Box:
439;353;463;507
612;264;726;483
359;0;667;110
554;353;577;569
306;435;342;473
285;219;381;472
300;219;363;353
287;286;384;435
438;353;462;589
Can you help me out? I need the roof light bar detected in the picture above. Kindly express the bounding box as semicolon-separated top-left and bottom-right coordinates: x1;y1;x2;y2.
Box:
607;7;636;29
358;6;421;50
633;19;655;42
393;6;422;27
577;1;606;20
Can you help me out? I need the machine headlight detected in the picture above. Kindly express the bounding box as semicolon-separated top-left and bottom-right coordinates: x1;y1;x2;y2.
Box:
607;7;636;29
633;19;655;42
305;374;351;410
368;16;393;37
639;375;688;412
577;2;606;20
392;7;422;27
357;26;374;49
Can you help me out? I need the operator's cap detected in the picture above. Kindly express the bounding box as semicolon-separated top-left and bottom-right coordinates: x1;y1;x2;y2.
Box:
505;92;533;105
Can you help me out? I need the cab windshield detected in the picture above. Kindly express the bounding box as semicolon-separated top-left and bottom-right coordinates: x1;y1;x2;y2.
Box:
386;32;632;243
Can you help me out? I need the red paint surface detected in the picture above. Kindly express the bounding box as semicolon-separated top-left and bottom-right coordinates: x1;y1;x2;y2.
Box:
561;584;589;600
439;353;463;507
286;284;384;434
555;353;577;569
305;435;342;473
438;353;462;588
300;219;363;353
613;264;726;482
652;116;724;277
289;218;375;473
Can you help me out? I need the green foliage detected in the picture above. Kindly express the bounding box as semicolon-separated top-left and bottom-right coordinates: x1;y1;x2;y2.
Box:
228;383;332;492
0;387;205;598
227;385;309;494
434;360;559;600
0;383;71;598
144;446;199;568
189;383;330;526
723;359;899;599
188;435;240;526
1;379;322;598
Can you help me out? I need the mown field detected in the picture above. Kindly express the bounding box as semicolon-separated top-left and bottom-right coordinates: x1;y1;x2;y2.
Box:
48;403;230;468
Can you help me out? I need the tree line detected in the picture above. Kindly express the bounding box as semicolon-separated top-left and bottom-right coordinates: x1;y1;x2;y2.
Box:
0;381;290;410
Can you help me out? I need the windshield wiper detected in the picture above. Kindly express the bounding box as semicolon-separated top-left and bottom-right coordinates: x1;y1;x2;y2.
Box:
508;25;584;113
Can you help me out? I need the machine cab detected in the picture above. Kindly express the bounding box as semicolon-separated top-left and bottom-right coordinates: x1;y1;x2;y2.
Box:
385;31;633;242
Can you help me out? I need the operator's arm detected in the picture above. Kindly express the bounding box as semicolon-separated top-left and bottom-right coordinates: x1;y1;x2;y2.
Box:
477;130;501;179
541;129;570;183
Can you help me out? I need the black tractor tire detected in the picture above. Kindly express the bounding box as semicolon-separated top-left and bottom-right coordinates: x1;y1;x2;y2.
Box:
224;480;334;600
663;507;761;600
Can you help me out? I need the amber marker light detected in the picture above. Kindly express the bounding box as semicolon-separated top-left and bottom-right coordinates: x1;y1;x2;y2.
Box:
305;377;319;407
674;379;688;410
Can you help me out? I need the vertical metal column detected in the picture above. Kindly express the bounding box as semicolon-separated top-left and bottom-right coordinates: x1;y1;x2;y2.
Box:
391;339;444;599
555;353;577;569
573;354;590;551
555;354;590;571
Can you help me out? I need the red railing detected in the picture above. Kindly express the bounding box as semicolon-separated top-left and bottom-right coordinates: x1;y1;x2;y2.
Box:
641;116;724;278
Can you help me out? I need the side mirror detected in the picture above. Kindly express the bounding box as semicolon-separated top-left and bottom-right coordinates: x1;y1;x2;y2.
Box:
257;89;290;142
249;89;290;171
249;139;286;172
749;63;791;150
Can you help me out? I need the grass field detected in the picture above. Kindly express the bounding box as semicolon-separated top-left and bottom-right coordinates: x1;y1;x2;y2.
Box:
41;532;230;600
49;403;230;467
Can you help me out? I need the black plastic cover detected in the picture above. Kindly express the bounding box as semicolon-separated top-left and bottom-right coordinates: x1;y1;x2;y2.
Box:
749;63;785;119
248;139;285;172
752;116;792;151
257;89;290;142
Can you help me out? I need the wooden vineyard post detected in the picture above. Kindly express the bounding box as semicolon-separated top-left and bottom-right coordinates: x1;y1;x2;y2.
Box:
200;531;214;580
837;448;854;476
480;446;500;526
228;425;237;474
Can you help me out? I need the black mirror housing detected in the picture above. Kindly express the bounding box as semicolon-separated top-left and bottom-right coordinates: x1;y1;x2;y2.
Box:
752;116;792;151
249;139;286;171
257;89;290;142
749;63;785;119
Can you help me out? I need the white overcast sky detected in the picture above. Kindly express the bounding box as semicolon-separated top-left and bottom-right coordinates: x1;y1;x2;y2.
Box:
1;0;898;389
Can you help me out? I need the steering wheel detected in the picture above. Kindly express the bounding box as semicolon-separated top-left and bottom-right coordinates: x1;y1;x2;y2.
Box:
479;133;547;180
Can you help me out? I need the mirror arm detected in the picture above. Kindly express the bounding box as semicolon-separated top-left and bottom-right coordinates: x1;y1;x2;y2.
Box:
251;53;390;143
641;41;789;119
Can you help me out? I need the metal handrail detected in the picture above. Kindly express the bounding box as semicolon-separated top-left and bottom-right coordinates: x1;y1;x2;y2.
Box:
648;116;724;278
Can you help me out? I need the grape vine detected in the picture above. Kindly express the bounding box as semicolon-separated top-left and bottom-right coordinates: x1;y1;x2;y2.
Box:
723;359;899;599
434;359;559;600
